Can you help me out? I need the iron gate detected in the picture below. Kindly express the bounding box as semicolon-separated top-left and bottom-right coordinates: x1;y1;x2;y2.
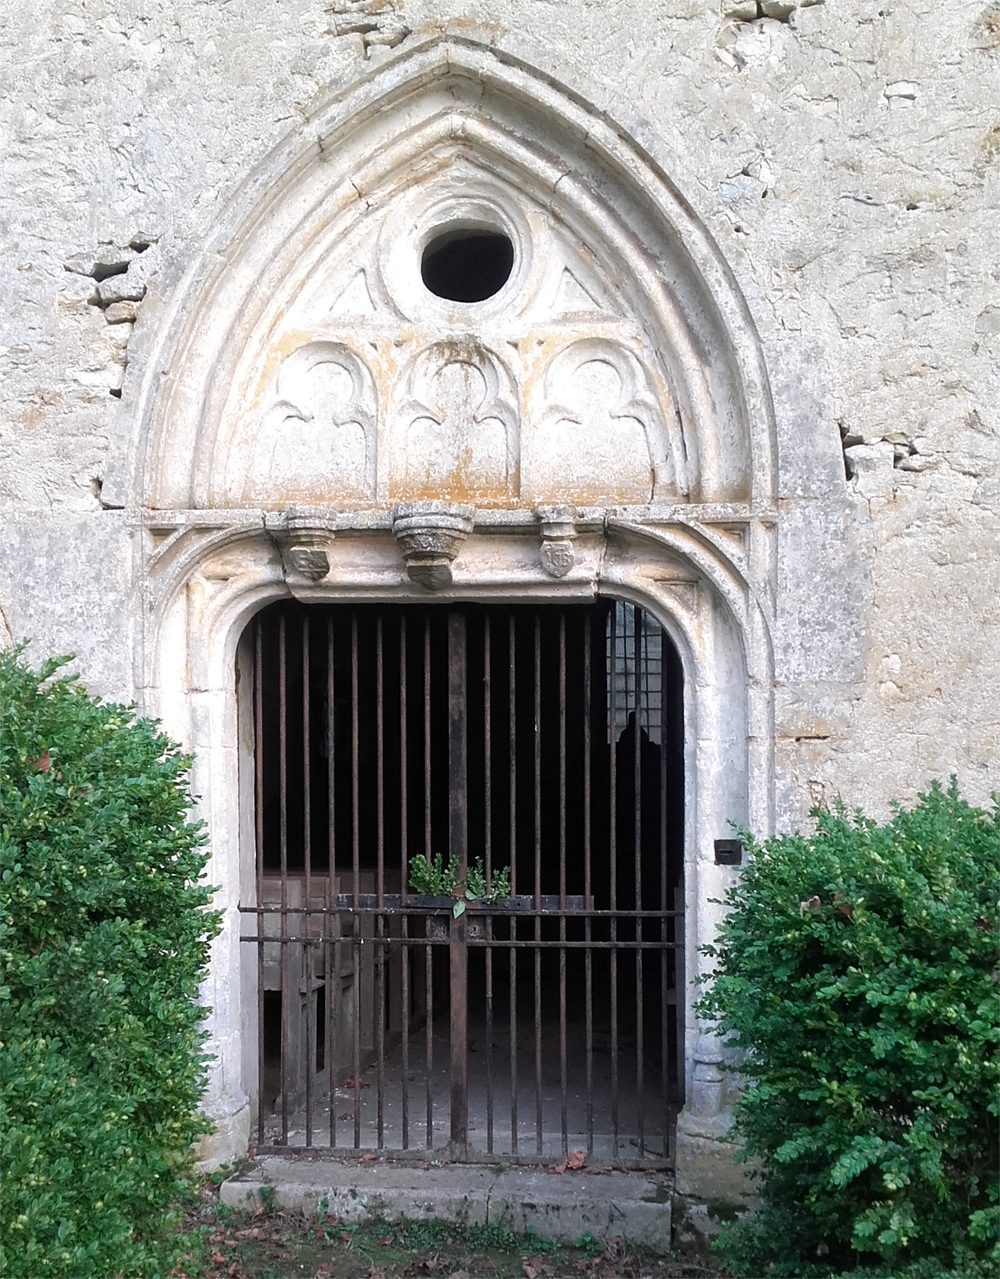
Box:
240;600;684;1166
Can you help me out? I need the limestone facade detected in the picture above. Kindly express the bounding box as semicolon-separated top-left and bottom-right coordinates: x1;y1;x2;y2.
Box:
1;1;997;1194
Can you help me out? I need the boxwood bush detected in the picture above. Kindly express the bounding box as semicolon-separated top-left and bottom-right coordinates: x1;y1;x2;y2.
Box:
0;651;219;1278
697;782;999;1278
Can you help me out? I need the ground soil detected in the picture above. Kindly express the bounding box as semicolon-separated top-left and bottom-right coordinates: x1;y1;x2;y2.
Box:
172;1180;729;1279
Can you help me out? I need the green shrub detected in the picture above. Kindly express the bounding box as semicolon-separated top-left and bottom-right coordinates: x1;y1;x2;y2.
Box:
696;782;1000;1278
0;651;220;1278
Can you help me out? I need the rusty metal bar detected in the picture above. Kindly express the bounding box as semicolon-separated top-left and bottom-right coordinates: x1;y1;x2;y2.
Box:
400;613;410;1150
660;619;669;1157
279;612;289;1147
250;902;680;920
584;613;593;1157
245;925;681;947
351;611;361;1148
303;613;313;1147
609;603;618;1159
508;612;518;1155
376;613;385;1149
634;604;644;1156
448;610;468;1157
254;616;265;1150
483;613;494;1154
327;611;337;1149
533;611;542;1157
558;610;568;1155
424;611;433;1149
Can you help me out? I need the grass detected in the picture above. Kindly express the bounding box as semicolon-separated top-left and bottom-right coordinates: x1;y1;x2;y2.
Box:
170;1178;729;1279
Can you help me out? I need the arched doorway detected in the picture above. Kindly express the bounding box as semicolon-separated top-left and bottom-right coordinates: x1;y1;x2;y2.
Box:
243;597;684;1164
121;40;776;1189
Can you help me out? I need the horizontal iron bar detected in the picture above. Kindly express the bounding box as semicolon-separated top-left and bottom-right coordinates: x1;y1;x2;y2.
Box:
252;1144;674;1170
239;935;683;950
239;901;683;918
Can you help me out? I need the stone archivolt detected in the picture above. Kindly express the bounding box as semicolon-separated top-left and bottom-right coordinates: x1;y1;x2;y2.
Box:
121;39;771;518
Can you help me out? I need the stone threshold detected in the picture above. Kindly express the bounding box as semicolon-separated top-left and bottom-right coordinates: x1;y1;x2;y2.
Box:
221;1156;673;1249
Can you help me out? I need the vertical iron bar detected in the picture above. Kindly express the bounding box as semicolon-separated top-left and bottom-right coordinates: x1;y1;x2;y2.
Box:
327;612;337;1148
303;614;314;1147
376;614;385;1149
425;937;434;1149
400;614;410;1150
583;615;594;1157
279;613;289;1146
484;614;494;1155
609;604;619;1158
660;621;669;1159
448;610;468;1157
508;613;518;1156
533;612;542;1157
351;612;361;1148
254;616;265;1150
634;605;645;1156
558;611;568;1156
424;612;434;1149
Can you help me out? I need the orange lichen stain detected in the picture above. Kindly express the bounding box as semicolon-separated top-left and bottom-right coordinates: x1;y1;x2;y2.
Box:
527;479;650;507
244;329;318;414
388;476;517;506
16;389;62;429
518;334;564;405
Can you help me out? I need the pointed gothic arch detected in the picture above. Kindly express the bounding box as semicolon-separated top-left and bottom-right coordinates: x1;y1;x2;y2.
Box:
105;37;775;515
116;39;777;1197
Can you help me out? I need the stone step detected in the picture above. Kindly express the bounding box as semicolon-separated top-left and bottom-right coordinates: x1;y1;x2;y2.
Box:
221;1156;672;1249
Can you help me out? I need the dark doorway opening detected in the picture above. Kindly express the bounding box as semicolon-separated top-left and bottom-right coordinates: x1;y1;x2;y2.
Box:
244;600;684;1162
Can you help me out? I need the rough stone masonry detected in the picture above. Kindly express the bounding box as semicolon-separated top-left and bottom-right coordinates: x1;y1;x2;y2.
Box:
1;0;997;1196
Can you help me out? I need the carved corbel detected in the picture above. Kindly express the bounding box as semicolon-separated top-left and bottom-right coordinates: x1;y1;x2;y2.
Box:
392;501;474;590
536;505;578;578
270;508;335;582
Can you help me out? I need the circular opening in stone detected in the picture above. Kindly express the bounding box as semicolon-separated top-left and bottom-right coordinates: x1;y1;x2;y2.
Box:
421;228;514;303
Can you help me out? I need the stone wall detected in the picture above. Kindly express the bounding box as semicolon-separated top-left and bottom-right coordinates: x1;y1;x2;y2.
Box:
3;0;995;822
1;0;997;1187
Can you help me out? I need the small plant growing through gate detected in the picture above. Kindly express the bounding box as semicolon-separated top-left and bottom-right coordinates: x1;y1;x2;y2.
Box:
408;852;511;912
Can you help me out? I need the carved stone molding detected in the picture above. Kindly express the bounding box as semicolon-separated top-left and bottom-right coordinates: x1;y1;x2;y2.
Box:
536;505;578;578
240;342;377;507
388;341;519;506
391;501;475;590
271;508;335;582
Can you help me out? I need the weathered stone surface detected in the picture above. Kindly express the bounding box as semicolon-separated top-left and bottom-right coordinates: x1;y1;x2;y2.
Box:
1;0;996;1197
222;1159;673;1248
0;513;133;701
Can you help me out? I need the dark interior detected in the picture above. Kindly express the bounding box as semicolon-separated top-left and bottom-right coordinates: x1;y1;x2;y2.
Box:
420;230;514;302
252;600;684;1097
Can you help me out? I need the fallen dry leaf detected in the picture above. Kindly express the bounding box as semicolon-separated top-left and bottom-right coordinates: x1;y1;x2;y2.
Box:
566;1148;585;1169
